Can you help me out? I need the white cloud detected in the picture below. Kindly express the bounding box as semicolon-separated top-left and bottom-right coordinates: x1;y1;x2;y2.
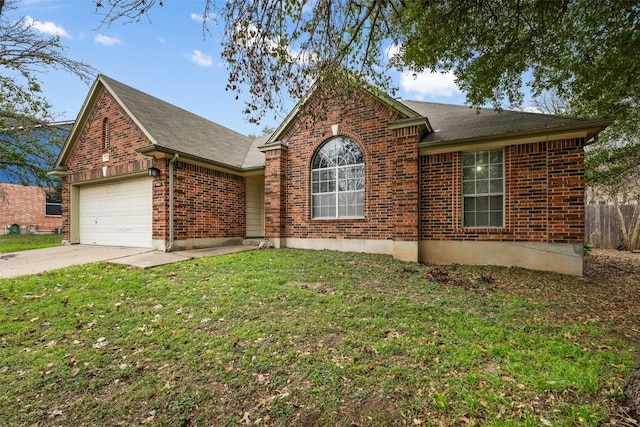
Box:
399;70;460;99
188;50;213;67
385;43;461;100
385;43;401;60
190;12;205;22
233;22;313;66
23;16;70;38
94;34;121;46
522;105;543;114
190;12;216;22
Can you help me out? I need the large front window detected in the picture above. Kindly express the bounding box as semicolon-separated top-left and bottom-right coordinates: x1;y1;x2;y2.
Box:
311;136;364;218
462;149;504;227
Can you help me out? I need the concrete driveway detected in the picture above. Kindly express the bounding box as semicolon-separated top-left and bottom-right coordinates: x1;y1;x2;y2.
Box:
0;245;150;278
0;244;257;279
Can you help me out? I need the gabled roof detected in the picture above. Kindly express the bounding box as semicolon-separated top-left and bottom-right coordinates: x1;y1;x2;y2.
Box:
53;75;612;175
262;80;433;149
261;81;610;153
401;100;612;148
54;75;258;171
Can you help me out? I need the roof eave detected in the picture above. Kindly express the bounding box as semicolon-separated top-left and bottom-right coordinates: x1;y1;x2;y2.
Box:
258;141;289;152
389;117;434;134
47;166;69;177
137;145;251;174
418;119;614;154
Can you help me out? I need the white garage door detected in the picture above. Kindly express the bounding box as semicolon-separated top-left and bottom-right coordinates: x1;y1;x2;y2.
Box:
79;177;152;247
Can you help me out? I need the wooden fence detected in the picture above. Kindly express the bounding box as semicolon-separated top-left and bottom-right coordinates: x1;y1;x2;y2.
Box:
585;204;640;250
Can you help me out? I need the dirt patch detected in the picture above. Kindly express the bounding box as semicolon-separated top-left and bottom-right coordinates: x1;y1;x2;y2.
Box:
538;249;640;425
481;249;640;345
585;249;640;277
583;249;640;341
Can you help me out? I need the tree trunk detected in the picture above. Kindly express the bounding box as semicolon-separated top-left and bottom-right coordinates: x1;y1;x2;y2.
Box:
625;353;640;421
629;204;640;250
613;199;632;250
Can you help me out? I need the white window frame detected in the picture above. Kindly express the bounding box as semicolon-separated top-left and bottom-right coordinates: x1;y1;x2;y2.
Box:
311;136;365;219
461;149;504;228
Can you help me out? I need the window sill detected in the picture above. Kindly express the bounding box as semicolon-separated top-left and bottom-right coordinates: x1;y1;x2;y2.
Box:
311;217;365;222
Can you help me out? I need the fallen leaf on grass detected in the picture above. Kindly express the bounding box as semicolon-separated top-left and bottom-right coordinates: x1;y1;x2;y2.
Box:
92;337;108;349
47;408;63;419
385;330;401;339
540;416;553;426
240;411;251;424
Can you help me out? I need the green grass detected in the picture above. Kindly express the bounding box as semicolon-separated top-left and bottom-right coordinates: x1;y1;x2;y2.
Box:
0;249;636;426
0;233;61;253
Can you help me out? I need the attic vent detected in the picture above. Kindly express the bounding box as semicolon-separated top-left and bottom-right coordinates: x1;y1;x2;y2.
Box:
102;118;110;150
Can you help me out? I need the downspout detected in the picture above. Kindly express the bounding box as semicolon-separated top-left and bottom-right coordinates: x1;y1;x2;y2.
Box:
166;153;179;252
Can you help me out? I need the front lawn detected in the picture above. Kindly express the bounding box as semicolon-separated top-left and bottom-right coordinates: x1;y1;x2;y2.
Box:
0;249;637;426
0;233;61;253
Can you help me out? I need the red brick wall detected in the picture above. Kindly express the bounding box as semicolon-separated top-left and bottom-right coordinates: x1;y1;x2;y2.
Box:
172;162;245;239
61;88;157;241
263;147;287;238
61;88;246;243
392;125;420;241
419;139;585;243
265;90;412;241
0;183;62;233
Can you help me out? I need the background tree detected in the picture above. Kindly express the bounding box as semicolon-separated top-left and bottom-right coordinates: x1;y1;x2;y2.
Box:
97;0;639;127
585;136;640;251
0;0;94;187
248;125;276;139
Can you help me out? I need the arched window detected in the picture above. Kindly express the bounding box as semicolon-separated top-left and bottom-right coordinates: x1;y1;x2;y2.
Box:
102;118;110;150
311;136;364;218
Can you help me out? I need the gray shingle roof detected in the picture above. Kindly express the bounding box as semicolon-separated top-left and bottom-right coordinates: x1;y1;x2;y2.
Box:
59;76;609;174
242;134;271;169
400;100;609;145
101;75;256;170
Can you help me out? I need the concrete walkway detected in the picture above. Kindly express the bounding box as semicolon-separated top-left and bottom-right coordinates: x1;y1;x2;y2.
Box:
109;245;255;268
0;244;256;278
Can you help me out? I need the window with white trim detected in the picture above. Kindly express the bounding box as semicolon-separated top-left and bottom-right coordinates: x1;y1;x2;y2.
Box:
311;136;364;218
462;149;504;227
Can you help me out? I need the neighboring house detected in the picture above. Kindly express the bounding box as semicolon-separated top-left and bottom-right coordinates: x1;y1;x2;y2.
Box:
50;75;611;275
0;183;62;234
0;121;71;234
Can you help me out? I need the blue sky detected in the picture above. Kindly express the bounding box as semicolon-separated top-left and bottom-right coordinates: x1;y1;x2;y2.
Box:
8;0;480;136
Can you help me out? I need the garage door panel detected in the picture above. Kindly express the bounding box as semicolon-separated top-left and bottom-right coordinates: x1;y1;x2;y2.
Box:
79;177;152;247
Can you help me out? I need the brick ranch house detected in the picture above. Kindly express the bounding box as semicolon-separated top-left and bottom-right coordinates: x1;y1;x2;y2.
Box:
50;75;611;276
